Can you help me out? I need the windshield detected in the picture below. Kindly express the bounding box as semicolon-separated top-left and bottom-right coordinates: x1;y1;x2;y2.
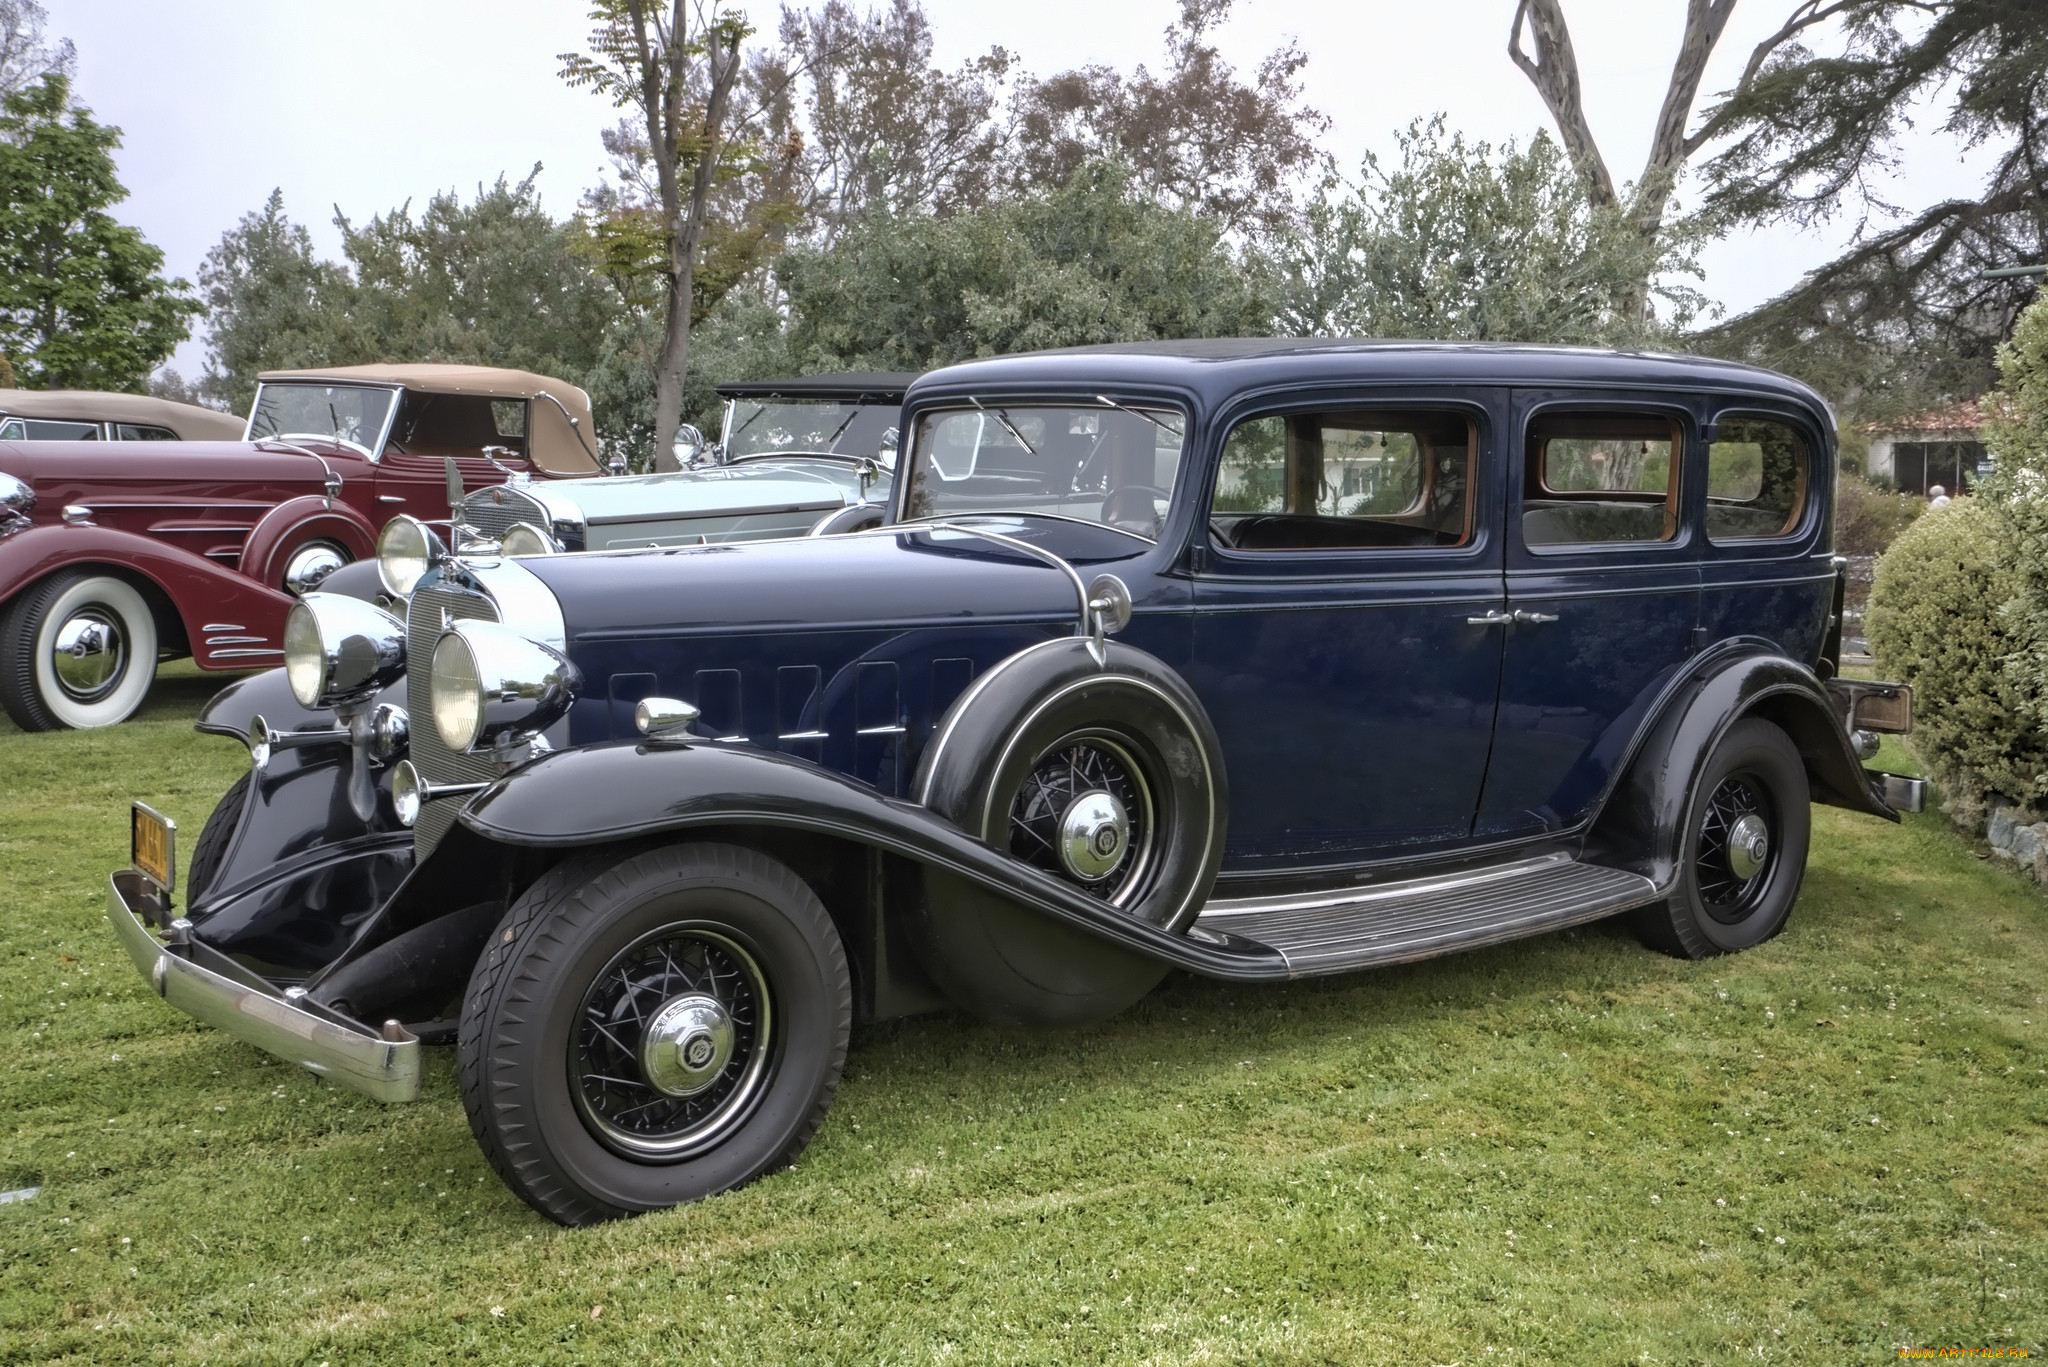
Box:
901;403;1187;539
248;383;398;455
722;398;900;463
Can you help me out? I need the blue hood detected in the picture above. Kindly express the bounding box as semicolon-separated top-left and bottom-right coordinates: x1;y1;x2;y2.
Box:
524;521;1149;643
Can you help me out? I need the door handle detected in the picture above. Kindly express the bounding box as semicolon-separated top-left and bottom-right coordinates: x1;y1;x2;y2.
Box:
1512;609;1560;624
1466;609;1512;627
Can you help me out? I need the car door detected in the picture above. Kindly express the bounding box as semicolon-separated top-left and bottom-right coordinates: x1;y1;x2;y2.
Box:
1694;405;1832;663
1475;390;1705;840
1186;390;1508;871
373;391;528;521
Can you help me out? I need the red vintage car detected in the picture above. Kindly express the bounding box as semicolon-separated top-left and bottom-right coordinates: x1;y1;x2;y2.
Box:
0;364;600;730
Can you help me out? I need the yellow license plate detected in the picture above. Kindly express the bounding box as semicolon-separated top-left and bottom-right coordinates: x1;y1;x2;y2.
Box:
131;802;177;895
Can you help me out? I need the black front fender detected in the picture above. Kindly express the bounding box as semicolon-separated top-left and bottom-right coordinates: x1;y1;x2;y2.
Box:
456;740;1288;982
1588;644;1896;888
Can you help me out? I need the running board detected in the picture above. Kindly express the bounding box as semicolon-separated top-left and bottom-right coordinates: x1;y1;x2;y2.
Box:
1192;852;1659;978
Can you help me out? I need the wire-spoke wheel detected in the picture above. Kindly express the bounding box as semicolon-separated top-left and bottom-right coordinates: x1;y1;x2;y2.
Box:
1637;717;1810;959
459;841;849;1225
572;925;775;1161
1006;730;1157;907
911;638;1228;1025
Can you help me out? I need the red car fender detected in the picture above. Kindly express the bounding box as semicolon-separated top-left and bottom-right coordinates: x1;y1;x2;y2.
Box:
0;523;294;671
240;496;378;591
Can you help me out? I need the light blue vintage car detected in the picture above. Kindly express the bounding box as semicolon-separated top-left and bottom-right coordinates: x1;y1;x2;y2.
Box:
454;372;909;553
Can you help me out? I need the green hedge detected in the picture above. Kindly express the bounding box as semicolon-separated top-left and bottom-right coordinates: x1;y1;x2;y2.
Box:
1865;496;2048;828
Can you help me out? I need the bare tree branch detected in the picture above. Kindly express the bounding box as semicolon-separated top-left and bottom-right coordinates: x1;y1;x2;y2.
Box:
1641;0;1738;200
1507;0;1617;207
1682;0;1866;157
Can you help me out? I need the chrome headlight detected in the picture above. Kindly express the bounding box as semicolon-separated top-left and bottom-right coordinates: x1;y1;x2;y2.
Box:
283;593;407;708
500;522;558;556
0;469;32;537
429;619;581;752
377;515;445;597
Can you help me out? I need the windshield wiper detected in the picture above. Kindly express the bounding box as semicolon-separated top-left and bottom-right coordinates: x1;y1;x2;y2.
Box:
1095;395;1182;438
970;397;1036;455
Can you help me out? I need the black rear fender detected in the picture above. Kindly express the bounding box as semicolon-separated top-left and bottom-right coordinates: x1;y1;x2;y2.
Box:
1587;645;1895;887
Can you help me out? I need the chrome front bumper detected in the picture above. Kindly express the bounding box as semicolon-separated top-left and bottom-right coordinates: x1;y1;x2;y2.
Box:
108;869;421;1103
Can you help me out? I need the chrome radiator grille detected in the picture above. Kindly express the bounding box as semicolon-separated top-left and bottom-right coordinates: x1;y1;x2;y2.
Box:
407;577;501;857
460;486;548;543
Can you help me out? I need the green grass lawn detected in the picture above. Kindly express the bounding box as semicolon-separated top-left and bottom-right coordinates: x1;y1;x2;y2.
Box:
2;667;2044;1364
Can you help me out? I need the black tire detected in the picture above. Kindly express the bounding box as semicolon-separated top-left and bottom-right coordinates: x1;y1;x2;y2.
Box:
1636;717;1811;958
0;570;158;731
911;638;1227;1025
185;771;252;906
458;841;851;1226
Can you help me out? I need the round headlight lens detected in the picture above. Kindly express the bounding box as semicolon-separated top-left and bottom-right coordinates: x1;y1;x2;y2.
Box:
431;630;483;751
500;522;555;557
377;515;439;597
283;601;327;708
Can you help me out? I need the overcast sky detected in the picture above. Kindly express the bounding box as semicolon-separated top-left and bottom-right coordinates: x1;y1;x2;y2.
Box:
43;0;1999;384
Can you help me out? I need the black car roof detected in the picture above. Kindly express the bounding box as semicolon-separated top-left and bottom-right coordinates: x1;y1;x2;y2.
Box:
715;372;916;402
907;339;1830;415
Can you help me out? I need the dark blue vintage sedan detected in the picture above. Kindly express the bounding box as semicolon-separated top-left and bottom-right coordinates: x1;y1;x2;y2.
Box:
107;340;1921;1225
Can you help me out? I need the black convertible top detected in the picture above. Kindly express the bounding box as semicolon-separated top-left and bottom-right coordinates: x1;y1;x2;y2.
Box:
715;372;916;403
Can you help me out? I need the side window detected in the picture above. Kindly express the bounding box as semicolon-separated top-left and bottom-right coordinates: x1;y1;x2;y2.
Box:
0;419;23;440
490;400;527;439
16;419;100;441
1523;413;1678;547
1707;416;1808;541
115;424;178;441
389;393;526;459
1210;408;1473;551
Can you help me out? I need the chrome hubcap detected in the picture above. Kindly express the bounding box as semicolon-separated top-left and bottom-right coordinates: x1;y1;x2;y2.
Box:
1008;732;1156;907
638;993;736;1098
50;611;125;700
572;926;773;1160
282;543;346;596
1058;790;1130;882
1726;812;1770;881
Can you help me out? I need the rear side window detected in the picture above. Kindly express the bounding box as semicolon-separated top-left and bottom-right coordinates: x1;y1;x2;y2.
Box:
5;418;101;441
1524;413;1679;546
1707;416;1808;541
1210;408;1473;551
115;424;178;441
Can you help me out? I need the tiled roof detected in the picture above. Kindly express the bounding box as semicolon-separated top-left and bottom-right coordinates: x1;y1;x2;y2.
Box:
1864;397;2014;435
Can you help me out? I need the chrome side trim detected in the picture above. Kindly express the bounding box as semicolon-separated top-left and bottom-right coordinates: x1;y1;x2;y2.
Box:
209;647;284;658
107;870;420;1103
202;623;245;632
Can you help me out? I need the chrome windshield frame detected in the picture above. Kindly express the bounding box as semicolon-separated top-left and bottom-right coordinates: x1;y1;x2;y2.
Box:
244;381;405;464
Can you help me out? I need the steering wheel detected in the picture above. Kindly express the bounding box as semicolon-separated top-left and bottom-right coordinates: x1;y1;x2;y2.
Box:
1101;484;1168;535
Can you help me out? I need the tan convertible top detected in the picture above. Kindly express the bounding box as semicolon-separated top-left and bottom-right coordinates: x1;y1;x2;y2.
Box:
0;389;247;441
257;364;600;475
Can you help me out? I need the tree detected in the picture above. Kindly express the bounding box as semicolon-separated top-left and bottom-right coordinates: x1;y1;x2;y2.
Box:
560;3;759;468
1006;0;1328;240
197;190;363;412
1275;118;1708;345
779;0;1013;244
198;180;625;433
339;169;621;385
777;159;1269;372
1690;0;2048;414
0;75;197;390
0;0;71;100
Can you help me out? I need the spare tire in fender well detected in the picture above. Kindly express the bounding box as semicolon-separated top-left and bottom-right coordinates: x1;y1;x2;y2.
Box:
909;636;1228;1026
